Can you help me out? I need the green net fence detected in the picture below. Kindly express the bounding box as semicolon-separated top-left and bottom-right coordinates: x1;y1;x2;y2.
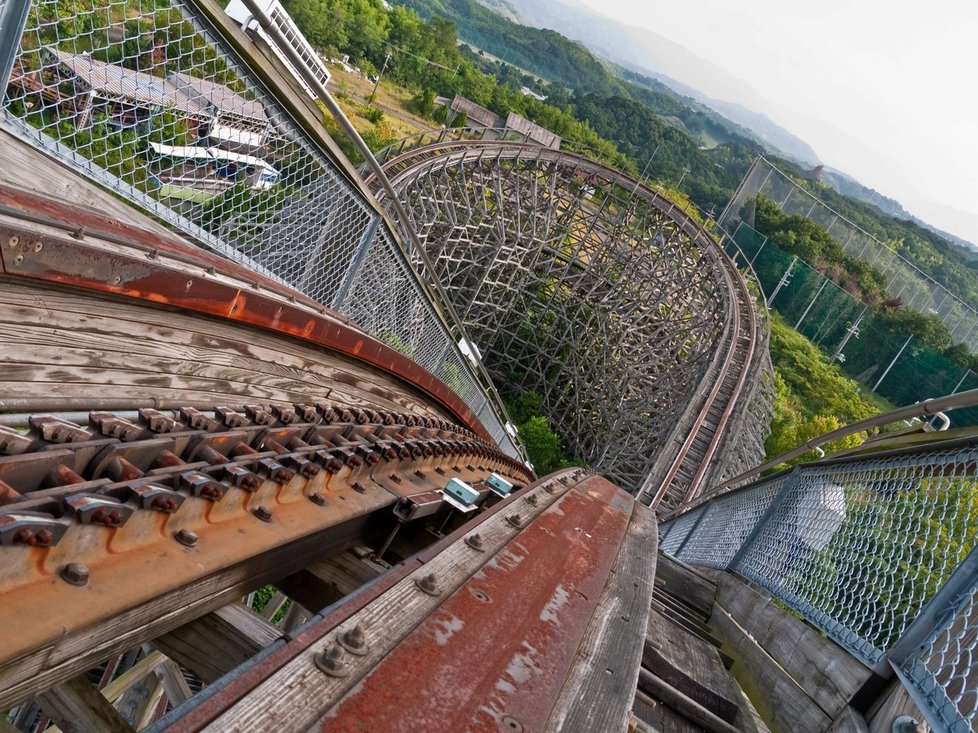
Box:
727;223;978;428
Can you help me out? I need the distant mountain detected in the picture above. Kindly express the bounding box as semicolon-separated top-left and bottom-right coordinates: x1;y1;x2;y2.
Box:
476;0;820;166
820;167;978;252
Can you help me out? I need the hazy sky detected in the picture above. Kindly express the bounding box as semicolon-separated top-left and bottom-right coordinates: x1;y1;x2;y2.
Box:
574;0;978;244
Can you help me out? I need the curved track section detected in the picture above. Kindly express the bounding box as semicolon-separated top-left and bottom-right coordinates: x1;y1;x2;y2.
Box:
371;140;773;504
0;182;532;707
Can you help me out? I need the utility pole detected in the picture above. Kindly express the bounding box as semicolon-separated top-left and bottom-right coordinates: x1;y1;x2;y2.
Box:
370;50;392;102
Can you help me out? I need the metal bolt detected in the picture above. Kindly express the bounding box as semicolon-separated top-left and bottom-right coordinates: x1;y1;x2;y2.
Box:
506;513;523;528
524;494;538;506
500;715;524;732
465;533;484;552
174;529;198;547
892;717;925;733
32;241;43;252
252;506;273;522
13;254;23;265
314;645;349;677
113;275;121;285
352;482;366;493
338;625;368;656
60;563;89;587
415;573;441;596
309;492;327;506
7;235;19;247
543;483;555;494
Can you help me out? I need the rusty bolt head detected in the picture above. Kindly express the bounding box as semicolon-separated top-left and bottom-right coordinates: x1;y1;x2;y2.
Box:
309;492;327;506
465;533;484;552
174;529;198;547
36;529;54;545
338;625;368;656
13;528;36;545
151;496;179;513
300;462;321;478
273;467;295;484
415;573;441;596
506;513;523;528
60;563;89;586
252;506;273;522
524;494;539;506
314;645;349;678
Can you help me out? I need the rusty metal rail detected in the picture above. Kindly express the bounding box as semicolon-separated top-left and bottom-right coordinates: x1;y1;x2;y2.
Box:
0;402;529;710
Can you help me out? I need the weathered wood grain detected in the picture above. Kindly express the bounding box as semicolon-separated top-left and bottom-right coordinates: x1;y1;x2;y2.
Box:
715;573;871;718
712;604;832;733
154;604;281;684
656;551;717;615
0;280;447;417
644;608;740;723
826;706;869;732
36;675;135;733
277;549;386;612
865;680;930;733
544;502;658;733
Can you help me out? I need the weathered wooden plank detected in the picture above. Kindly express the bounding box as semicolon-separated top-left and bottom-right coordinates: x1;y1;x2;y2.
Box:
715;573;871;718
277;549;386;612
644;608;740;723
865;680;929;733
0;281;448;417
0;129;174;237
637;668;739;733
656;551;717;614
154;604;281;684
826;706;869;732
36;675;135;733
544;502;658;733
712;604;832;733
194;479;578;731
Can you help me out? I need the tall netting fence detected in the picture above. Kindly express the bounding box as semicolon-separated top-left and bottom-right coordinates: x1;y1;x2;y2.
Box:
0;0;521;458
724;221;978;428
721;157;978;352
661;443;978;732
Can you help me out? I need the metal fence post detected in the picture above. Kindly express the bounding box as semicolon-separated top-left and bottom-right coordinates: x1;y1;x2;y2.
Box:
887;543;978;668
331;214;381;310
0;0;31;89
672;504;713;559
728;468;800;571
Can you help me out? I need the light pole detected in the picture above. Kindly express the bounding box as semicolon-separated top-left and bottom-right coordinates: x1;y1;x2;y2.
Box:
370;50;392;102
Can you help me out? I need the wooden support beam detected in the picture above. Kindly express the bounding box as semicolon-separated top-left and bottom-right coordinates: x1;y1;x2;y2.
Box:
275;549;387;612
153;603;280;684
714;573;871;718
36;675;135;733
644;608;740;723
637;668;740;733
711;605;832;733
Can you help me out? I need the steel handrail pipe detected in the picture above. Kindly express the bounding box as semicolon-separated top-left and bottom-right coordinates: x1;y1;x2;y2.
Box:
668;388;978;519
227;0;529;464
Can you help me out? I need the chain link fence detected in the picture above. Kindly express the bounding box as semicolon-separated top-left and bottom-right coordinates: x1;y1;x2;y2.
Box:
721;157;978;351
726;220;978;428
0;0;522;458
661;442;978;732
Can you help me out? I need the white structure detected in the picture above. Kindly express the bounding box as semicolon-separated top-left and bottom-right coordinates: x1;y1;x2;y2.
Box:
225;0;330;101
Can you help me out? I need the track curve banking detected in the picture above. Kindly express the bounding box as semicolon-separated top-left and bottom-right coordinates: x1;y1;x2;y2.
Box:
369;138;772;510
